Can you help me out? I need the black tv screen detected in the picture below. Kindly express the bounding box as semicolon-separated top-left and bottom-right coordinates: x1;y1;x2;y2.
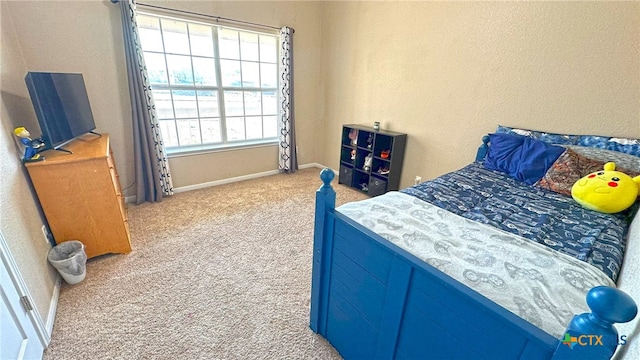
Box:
25;72;96;150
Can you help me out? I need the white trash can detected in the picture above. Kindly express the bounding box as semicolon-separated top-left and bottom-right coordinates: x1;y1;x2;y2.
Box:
47;240;87;285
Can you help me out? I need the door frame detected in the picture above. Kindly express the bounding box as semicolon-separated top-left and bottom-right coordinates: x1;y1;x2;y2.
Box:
0;230;51;350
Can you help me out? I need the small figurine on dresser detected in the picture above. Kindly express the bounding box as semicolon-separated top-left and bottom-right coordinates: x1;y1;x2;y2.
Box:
13;126;45;162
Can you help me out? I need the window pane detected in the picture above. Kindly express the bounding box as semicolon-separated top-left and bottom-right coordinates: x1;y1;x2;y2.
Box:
197;91;219;117
159;120;179;147
153;90;174;119
166;54;194;85
172;90;198;118
161;19;190;55
259;35;277;63
263;116;278;138
188;23;214;57
260;63;277;88
226;117;245;141
240;32;259;61
176;119;202;145
219;28;240;59
137;16;164;52
262;91;278;115
245;116;262;140
144;52;169;85
201;118;222;143
137;14;280;150
192;57;217;86
241;61;260;88
224;91;244;116
220;60;241;87
244;91;261;116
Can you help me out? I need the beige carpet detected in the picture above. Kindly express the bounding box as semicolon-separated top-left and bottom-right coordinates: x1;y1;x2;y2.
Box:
42;168;368;360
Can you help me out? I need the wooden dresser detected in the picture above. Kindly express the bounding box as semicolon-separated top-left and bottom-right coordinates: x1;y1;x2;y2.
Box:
25;133;131;258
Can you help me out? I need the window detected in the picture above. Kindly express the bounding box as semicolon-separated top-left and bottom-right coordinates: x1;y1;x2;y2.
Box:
136;13;279;153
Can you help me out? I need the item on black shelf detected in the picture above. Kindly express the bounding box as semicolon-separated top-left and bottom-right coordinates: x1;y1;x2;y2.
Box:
360;183;369;192
367;133;373;149
350;149;356;160
378;167;390;175
381;149;390;159
363;154;373;172
349;128;358;146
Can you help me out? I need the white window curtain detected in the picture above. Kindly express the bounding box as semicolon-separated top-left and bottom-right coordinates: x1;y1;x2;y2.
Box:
279;27;298;173
115;0;173;203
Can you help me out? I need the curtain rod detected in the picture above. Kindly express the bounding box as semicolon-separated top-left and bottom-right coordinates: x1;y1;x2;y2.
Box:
129;2;283;31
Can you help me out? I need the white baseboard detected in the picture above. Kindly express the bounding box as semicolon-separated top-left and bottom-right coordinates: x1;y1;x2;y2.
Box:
45;276;62;342
173;169;281;193
125;163;336;200
302;163;338;176
300;162;330;170
172;163;330;193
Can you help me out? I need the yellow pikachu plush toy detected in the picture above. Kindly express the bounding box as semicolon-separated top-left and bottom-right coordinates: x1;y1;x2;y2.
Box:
571;162;640;214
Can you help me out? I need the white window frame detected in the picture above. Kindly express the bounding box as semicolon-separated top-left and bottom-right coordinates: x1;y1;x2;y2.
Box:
136;11;280;156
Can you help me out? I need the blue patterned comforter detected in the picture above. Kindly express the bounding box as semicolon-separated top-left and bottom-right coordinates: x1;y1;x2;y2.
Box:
401;162;635;281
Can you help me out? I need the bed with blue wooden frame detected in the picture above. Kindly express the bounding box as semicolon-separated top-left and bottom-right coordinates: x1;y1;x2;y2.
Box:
310;126;640;359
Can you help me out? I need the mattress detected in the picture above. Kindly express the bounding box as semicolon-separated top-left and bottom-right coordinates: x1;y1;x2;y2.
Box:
336;191;615;338
400;162;634;281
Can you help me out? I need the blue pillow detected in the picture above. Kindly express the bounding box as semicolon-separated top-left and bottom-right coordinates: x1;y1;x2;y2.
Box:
484;133;566;185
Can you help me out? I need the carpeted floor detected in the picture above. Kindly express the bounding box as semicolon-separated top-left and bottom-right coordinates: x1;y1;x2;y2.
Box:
42;167;368;360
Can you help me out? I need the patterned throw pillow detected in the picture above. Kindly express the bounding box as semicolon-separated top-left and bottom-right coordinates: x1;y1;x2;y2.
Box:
536;148;639;197
565;146;640;174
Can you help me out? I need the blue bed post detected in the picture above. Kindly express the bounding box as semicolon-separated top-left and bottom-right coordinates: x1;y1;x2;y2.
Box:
552;286;637;359
310;168;336;334
475;135;490;162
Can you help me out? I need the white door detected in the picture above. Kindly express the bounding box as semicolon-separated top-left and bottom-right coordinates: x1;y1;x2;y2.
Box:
1;238;45;360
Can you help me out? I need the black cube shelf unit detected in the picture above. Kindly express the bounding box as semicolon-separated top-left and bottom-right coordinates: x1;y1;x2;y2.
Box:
339;124;407;196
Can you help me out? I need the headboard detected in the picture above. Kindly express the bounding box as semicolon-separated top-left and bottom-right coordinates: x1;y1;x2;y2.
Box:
477;125;640;161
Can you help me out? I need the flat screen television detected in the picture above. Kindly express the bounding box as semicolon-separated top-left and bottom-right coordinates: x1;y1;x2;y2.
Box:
24;71;97;151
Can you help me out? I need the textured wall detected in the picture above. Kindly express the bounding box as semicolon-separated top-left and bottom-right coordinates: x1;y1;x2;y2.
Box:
6;0;324;190
320;1;640;188
6;0;135;192
0;0;59;332
6;1;639;196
